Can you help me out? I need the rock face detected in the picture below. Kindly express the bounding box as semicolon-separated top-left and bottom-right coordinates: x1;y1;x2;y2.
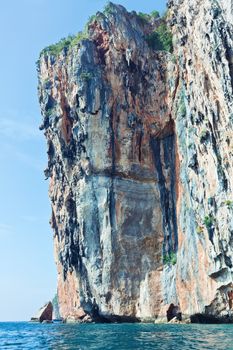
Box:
169;0;233;321
52;294;61;320
31;302;53;323
38;1;233;322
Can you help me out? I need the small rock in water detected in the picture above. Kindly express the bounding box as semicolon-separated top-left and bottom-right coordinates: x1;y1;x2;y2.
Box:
82;314;93;323
30;302;53;323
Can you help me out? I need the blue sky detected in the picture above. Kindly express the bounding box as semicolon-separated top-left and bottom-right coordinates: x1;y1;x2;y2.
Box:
0;0;166;321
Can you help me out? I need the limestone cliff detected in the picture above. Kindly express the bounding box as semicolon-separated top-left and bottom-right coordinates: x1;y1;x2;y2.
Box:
38;1;233;322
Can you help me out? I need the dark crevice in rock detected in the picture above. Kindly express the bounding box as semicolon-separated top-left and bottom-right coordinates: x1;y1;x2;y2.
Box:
224;34;233;93
209;267;228;279
150;130;178;255
109;107;116;231
209;122;228;192
138;129;143;162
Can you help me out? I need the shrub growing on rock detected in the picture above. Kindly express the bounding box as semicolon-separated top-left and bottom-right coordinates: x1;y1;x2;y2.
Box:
163;251;177;265
40;32;88;57
204;215;214;229
146;23;173;52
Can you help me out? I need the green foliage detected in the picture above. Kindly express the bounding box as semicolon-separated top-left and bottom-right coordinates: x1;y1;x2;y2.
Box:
146;23;173;52
225;200;233;209
170;252;177;265
180;103;186;117
40;31;88;57
151;10;160;18
188;143;194;149
80;71;93;81
70;31;89;48
137;12;150;22
163;251;177;266
45;108;55;118
40;36;74;56
203;215;214;229
137;10;160;23
104;2;113;16
188;126;196;134
87;14;98;25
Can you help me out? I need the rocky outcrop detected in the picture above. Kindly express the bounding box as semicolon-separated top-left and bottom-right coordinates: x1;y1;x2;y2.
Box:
31;302;53;323
52;294;61;320
37;1;233;322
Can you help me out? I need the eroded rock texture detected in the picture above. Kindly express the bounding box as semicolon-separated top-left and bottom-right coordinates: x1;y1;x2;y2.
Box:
38;1;233;322
169;0;233;321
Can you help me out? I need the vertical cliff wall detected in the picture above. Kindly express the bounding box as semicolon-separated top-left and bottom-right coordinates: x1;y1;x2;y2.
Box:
38;1;233;322
169;0;233;319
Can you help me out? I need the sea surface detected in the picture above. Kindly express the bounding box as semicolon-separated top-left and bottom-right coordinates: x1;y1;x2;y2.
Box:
0;322;233;349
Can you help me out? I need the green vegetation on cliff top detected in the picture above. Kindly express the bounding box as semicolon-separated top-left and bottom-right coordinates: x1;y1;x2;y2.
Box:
40;32;88;58
137;10;160;22
38;4;172;60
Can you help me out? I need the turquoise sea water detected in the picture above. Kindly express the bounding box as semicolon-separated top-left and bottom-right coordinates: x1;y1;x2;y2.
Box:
0;322;233;349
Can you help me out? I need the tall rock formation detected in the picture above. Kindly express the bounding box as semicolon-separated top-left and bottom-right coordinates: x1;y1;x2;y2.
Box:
38;1;233;322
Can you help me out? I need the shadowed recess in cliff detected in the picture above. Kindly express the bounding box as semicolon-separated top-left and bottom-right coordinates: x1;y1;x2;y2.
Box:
150;132;178;257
